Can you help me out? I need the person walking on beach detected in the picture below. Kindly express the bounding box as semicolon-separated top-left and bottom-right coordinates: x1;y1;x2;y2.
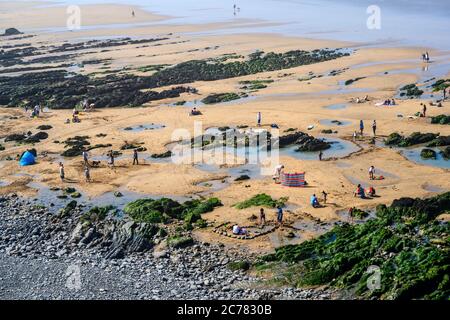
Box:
372;120;377;136
133;149;139;165
259;208;266;227
318;150;323;161
322;190;328;204
359;120;364;136
59;162;65;182
82;150;89;166
423;104;427;117
84;165;91;183
108;150;115;167
257;112;262;127
369;165;375;180
425;51;430;63
276;206;283;225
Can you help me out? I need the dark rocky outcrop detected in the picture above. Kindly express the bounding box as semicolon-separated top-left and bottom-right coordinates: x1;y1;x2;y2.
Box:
2;28;22;37
420;148;437;159
279;131;331;151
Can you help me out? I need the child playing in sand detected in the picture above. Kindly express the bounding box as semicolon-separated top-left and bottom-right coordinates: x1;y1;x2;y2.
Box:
259;208;266;226
84;165;91;183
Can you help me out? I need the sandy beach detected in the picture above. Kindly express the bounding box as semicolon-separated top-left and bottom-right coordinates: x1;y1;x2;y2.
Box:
0;0;449;301
1;0;449;253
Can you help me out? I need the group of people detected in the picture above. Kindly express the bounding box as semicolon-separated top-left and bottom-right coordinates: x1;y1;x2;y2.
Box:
25;104;42;118
311;191;327;208
354;120;377;137
354;184;376;199
58;148;141;184
381;99;396;106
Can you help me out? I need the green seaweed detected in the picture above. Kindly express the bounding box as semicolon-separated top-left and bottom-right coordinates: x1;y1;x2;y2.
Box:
234;193;288;209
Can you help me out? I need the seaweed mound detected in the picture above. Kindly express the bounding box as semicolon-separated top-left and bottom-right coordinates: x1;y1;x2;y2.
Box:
124;197;222;224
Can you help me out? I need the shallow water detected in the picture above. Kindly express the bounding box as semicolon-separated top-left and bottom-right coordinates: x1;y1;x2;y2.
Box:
122;123;166;132
400;147;450;169
26;182;194;212
280;137;360;161
319;119;352;127
323;103;348;110
42;0;450;50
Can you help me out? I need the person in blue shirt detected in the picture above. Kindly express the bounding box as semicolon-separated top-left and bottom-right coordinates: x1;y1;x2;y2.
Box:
276;206;283;225
310;194;320;208
359;120;364;136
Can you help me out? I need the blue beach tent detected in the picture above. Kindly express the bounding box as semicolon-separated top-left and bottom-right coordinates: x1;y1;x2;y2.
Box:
19;151;36;166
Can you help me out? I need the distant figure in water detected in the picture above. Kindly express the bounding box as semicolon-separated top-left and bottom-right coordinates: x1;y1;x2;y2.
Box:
132;10;135;18
425;51;430;62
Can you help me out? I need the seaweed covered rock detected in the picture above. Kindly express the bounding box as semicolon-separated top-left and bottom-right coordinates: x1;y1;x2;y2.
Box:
279;131;331;151
385;132;439;147
201;93;240;104
427;135;450;147
0;48;349;109
431;115;450;125
37;125;53;130
4;133;26;142
234;194;288;209
420;148;437;159
399;84;424;97
24;131;48;143
124;197;222;224
441;146;450;159
151;151;172;158
260;192;450;300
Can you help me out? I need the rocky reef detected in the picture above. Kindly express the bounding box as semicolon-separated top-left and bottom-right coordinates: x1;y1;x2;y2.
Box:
279;131;331;151
258;192;450;300
384;132;450;148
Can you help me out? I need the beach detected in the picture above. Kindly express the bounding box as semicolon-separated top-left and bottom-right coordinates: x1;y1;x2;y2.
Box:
0;0;449;300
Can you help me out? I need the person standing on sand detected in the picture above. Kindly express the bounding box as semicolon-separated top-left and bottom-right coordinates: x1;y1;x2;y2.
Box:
82;150;89;166
318;150;323;161
133;149;139;165
132;10;135;18
372;120;377;136
257;112;262;127
84;165;91;183
369;165;375;180
59;162;65;182
322;190;328;204
353;131;358;141
423;105;427;117
359;120;364;136
276;206;283;225
259;208;266;227
108;150;115;167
